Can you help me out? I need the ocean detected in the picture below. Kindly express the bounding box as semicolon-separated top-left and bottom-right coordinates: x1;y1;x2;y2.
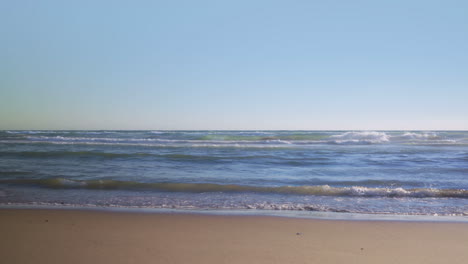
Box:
1;130;467;219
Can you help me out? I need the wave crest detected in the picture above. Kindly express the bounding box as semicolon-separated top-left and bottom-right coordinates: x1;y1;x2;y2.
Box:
2;178;467;198
329;131;390;144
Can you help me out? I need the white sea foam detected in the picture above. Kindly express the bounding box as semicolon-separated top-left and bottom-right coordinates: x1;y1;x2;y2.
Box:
150;131;165;134
79;131;118;134
400;132;438;140
328;131;390;144
392;132;460;145
6;130;64;134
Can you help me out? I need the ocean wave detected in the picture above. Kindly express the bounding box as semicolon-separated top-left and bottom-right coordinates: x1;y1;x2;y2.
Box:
16;136;297;148
400;132;439;139
2;179;467;198
6;130;61;134
327;131;462;145
0;140;296;149
0;151;151;159
1;130;466;147
26;136;149;142
150;131;167;134
328;131;390;144
25;136;293;144
5;130;120;135
16;133;391;146
0;151;283;162
392;132;458;144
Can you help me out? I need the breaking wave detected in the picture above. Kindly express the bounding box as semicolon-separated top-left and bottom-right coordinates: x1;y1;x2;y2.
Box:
401;132;439;139
2;178;467;198
328;131;390;144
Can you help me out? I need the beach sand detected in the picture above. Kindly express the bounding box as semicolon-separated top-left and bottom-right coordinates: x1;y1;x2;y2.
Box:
1;209;467;264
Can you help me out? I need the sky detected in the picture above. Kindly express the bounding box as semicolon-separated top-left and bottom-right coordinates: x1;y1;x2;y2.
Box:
1;0;467;130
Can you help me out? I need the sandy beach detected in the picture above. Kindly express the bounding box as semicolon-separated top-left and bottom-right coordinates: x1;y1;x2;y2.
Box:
1;209;467;264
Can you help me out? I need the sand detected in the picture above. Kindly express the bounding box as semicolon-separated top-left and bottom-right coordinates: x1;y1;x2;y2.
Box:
1;209;468;264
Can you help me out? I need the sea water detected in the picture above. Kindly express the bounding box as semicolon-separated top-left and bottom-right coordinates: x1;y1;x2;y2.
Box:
1;130;467;219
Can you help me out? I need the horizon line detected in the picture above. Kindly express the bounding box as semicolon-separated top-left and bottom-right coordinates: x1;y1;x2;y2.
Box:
2;129;468;132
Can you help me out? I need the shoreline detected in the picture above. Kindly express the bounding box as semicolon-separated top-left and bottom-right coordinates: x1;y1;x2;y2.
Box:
2;208;468;264
2;203;468;223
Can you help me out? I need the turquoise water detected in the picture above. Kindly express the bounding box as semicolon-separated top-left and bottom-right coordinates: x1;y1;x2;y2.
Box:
1;130;467;217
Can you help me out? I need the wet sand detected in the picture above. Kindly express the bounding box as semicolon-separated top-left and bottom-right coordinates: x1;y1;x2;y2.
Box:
1;209;468;264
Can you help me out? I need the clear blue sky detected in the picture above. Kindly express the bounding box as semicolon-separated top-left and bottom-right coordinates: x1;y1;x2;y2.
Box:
1;0;467;130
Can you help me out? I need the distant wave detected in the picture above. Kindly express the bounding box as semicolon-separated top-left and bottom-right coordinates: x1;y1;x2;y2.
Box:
24;136;294;144
0;130;466;147
0;151;289;163
0;150;152;159
5;130;62;134
400;132;439;139
328;131;390;144
0;136;296;149
2;178;467;198
5;130;120;134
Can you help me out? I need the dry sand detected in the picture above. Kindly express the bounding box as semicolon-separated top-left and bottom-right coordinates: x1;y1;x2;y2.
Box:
1;209;468;264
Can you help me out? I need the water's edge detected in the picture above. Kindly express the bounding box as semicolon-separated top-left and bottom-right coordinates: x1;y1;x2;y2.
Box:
2;203;468;223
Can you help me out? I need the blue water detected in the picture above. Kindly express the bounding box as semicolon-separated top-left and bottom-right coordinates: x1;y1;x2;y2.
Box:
1;130;467;218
